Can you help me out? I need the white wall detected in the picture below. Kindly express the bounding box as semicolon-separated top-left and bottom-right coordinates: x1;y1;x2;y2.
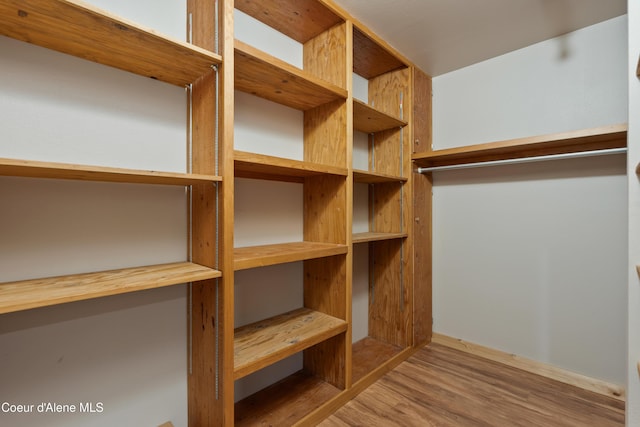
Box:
627;1;640;424
431;15;628;385
0;1;190;426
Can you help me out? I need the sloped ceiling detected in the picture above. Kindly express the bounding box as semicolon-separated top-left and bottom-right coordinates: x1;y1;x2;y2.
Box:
333;0;627;76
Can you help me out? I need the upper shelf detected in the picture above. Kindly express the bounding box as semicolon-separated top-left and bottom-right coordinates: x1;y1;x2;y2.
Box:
413;124;628;168
353;99;407;133
235;151;347;183
234;40;348;111
234;0;343;44
0;157;221;186
234;242;348;271
0;0;221;87
0;261;221;314
353;169;407;183
353;27;407;79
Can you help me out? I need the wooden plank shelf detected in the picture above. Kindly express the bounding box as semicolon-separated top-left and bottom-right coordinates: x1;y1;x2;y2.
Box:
235;0;343;44
413;124;628;168
0;0;221;87
235;370;341;427
351;337;404;384
353;169;407;183
352;232;407;244
0;157;221;185
234;241;348;271
234;151;348;183
235;40;348;111
353;26;407;79
0;261;221;314
234;307;348;380
353;99;407;133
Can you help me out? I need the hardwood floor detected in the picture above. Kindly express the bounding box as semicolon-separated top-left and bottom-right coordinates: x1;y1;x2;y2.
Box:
319;343;624;427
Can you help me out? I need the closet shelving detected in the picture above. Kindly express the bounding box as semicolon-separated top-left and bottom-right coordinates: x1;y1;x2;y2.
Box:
232;0;351;424
0;0;223;319
350;24;414;384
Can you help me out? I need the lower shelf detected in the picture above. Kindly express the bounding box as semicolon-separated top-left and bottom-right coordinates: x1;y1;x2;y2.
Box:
0;261;221;314
234;307;348;380
235;370;341;427
352;336;404;384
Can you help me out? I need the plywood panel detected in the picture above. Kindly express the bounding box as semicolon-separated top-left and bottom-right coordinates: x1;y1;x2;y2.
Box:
371;182;403;234
304;100;348;168
304;175;348;244
304;22;348;89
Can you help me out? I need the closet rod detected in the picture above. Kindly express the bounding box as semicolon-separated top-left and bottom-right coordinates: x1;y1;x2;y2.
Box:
417;147;626;173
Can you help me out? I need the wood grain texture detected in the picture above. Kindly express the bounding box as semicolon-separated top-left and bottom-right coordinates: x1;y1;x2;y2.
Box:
412;68;432;154
353;26;406;79
412;123;628;167
234;150;347;183
351;337;403;383
0;262;220;314
304;22;347;89
234;241;348;271
0;157;220;185
304;175;348;244
353;99;407;133
235;41;347;111
352;232;407;244
321;343;625;427
353;169;407;184
370;128;403;177
433;334;625;401
235;0;343;43
0;0;220;86
304;100;349;168
234;307;348;380
371;181;403;233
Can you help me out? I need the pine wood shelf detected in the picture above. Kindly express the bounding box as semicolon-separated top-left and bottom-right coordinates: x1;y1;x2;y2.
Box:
235;370;341;426
353;27;407;79
352;232;407;244
234;307;348;380
0;157;221;185
234;242;348;271
0;0;221;87
353;169;407;183
235;0;343;44
0;262;221;314
353;99;407;133
234;150;348;183
234;40;348;111
351;337;404;384
413;124;628;168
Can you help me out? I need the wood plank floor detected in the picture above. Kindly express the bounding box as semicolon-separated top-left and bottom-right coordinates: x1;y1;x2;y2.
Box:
320;343;624;427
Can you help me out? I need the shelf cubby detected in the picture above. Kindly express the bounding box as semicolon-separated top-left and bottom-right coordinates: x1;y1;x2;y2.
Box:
0;0;221;86
234;307;348;380
234;242;348;271
0;262;221;314
0;157;221;186
234;150;347;183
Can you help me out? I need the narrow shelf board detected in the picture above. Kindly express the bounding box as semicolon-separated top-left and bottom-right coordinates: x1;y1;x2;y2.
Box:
234;151;348;183
235;370;341;427
353;99;407;133
234;307;348;380
234;241;348;271
353;27;407;79
353;169;408;183
351;337;405;384
234;40;348;111
0;262;221;314
352;232;407;244
0;157;221;185
412;124;628;168
235;0;343;44
0;0;221;87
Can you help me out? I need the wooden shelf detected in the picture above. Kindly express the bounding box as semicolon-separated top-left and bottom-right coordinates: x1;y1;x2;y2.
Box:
0;157;221;186
353;169;407;183
353;232;407;244
235;0;343;44
0;262;221;314
353;99;407;133
413;124;628;168
234;242;348;271
0;0;221;87
234;307;348;380
234;40;348;111
234;151;347;183
235;370;341;426
353;27;407;79
352;337;404;384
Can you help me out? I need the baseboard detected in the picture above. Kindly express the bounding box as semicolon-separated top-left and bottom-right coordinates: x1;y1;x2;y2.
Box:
431;333;625;402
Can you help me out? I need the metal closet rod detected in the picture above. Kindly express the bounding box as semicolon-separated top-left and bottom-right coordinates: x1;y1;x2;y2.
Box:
417;147;627;173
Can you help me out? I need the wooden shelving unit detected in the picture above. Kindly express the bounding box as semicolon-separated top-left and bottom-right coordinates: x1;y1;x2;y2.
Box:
234;242;348;270
353;169;408;183
353;99;407;133
0;262;220;314
413;123;628;168
234;150;347;182
352;232;407;244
